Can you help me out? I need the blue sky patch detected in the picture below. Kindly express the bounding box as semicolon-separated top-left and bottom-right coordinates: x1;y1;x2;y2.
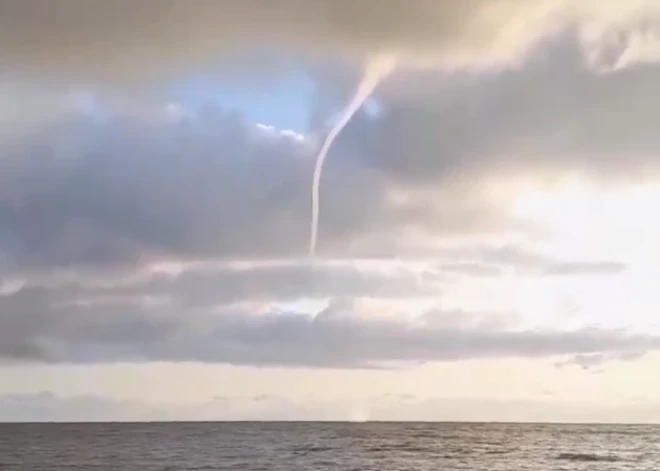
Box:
170;71;315;133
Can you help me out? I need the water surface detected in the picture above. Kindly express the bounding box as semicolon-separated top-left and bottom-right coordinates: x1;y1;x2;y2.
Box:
1;421;658;470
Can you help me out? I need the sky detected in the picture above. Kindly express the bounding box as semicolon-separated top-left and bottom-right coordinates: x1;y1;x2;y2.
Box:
3;0;660;423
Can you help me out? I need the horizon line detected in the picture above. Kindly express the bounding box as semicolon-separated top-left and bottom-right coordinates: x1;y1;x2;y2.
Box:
2;419;659;426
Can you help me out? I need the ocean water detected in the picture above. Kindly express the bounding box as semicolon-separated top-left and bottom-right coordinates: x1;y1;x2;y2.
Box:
1;422;659;470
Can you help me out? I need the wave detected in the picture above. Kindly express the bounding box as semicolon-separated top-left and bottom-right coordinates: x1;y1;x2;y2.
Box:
483;448;513;455
292;445;335;455
555;452;622;462
367;443;435;453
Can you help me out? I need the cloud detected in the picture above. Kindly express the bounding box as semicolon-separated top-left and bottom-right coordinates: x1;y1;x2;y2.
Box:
0;69;643;271
1;7;660;270
1;16;657;377
432;243;627;278
74;262;443;306
24;245;617;306
351;32;660;188
8;261;444;309
0;1;658;81
0;97;527;268
1;282;657;367
0;107;318;268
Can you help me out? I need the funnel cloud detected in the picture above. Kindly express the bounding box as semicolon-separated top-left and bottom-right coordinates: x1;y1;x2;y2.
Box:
310;55;396;257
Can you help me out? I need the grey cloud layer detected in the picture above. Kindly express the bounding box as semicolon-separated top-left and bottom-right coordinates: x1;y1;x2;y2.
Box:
21;262;444;307
0;0;591;80
356;34;660;186
10;247;619;306
2;1;659;81
0;280;654;367
0;111;316;267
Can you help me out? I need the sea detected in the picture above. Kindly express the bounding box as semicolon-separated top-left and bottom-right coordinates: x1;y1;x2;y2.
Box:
1;422;658;470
